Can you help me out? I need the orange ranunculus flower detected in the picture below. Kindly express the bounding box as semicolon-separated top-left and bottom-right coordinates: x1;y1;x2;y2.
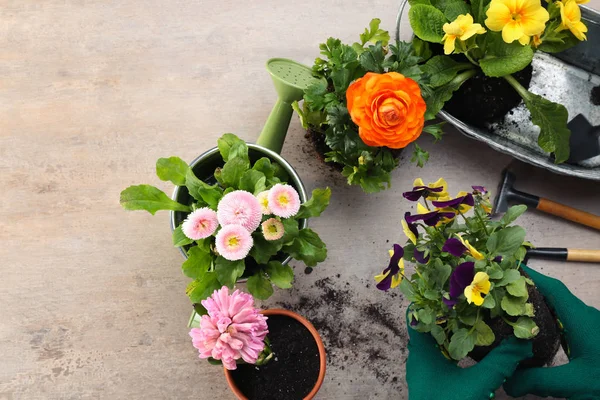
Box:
346;72;426;149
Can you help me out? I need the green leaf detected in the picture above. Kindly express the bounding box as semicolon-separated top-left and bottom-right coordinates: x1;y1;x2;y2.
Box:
423;122;445;143
501;294;528;316
156;156;189;186
448;328;476;360
250;234;283;265
433;263;452;289
524;303;535;317
239;170;266;195
473;320;495;346
296;187;331;219
120;185;191;215
214;257;245;288
506;276;528;297
431;0;471;21
221;157;250;188
411;143;429;168
408;5;446;43
482;293;496;309
265;261;294;289
247;273;274;300
186;272;221;303
479;33;534;77
537;32;580;53
182;245;213;279
252;157;275;180
496;269;521;286
500;205;528;226
283;228;327;267
358;18;390;46
424;290;440;300
490;288;505;318
217;133;246;162
173;225;194;247
512;317;540;339
207;357;222;366
412;37;432;60
418;308;434;325
423;56;473;88
486;264;504;280
185;169;223;208
486;226;526;257
431;325;446;345
280;218;300;244
471;0;491;24
359;42;386;73
459;312;478;326
399;279;419;301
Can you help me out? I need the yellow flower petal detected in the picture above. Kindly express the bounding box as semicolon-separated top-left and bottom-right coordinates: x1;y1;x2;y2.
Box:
401;220;417;245
461;23;487;40
413;178;425;187
502;20;526;42
374;271;389;283
518;34;531;45
417;202;429;214
443;35;457;55
431;178;449;197
464;272;490;306
485;2;513;31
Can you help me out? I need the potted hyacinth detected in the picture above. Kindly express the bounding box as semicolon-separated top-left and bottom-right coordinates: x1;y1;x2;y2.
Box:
189;286;326;400
404;0;591;162
375;179;561;366
120;133;331;304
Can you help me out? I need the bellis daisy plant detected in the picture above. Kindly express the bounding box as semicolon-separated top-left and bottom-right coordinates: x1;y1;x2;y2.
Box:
376;178;541;361
407;0;590;163
120;133;331;302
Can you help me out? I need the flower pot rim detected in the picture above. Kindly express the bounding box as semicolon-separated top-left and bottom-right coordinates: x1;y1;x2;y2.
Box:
223;308;327;400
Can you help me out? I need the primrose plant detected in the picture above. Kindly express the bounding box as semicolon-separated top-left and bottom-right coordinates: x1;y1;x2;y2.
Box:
407;0;589;162
376;178;538;361
120;134;331;303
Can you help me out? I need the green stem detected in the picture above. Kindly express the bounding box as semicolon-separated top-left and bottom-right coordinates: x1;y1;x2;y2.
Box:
454;69;478;87
464;51;479;67
503;74;531;101
474;207;490;236
501;316;516;327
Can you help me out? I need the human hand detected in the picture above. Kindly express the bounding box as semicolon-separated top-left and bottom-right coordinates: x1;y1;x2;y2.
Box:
406;310;532;400
504;265;600;399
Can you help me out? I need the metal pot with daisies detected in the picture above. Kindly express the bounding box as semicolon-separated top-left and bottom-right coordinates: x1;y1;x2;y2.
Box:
120;133;331;303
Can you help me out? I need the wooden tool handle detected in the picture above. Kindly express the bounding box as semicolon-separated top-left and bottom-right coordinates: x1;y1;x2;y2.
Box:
567;249;600;262
537;198;600;230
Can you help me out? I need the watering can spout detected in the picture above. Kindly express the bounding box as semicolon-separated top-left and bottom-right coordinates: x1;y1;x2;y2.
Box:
256;58;319;154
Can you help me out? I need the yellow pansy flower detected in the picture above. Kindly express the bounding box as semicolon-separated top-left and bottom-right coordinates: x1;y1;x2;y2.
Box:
401;220;417;244
485;0;550;44
442;14;487;55
464;272;491;306
457;235;485;260
413;177;449;199
557;0;588;41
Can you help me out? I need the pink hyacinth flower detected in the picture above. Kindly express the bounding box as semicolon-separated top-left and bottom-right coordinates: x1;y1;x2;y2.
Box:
181;208;219;240
262;218;285;241
217;190;262;232
215;224;254;261
267;184;301;218
189;286;268;370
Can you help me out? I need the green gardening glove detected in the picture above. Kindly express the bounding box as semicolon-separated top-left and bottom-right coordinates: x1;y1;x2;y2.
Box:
406;310;533;400
504;265;600;400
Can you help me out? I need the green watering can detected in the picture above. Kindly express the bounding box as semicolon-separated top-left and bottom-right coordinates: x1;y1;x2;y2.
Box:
256;58;320;153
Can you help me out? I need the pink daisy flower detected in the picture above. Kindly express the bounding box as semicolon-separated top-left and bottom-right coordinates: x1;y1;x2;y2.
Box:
262;218;285;241
181;208;219;240
189;286;268;370
217;190;262;232
256;191;271;215
267;184;301;218
215;224;254;261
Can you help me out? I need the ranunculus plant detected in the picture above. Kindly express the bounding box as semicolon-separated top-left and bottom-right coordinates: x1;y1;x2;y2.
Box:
120;133;331;302
293;19;448;193
375;179;558;362
407;0;589;162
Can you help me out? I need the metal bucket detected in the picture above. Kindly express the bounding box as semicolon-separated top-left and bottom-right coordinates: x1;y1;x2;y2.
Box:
396;0;600;180
169;143;308;270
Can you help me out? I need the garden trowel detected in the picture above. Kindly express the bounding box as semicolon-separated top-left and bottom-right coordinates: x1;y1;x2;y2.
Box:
567;114;600;163
525;247;600;263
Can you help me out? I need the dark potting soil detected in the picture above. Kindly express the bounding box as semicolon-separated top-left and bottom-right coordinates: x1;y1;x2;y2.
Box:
591;85;600;106
469;274;561;367
229;315;320;400
443;65;533;128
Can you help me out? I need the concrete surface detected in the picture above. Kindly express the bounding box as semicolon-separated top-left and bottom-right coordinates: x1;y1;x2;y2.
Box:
1;1;599;399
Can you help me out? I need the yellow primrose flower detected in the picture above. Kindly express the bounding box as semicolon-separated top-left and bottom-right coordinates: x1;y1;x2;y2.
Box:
442;14;487;55
464;272;491;306
485;0;550;44
402;220;417;245
574;0;589;4
457;235;485;260
413;177;449;199
557;0;588;40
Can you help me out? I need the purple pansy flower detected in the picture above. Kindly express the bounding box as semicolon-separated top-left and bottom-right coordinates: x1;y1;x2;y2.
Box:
443;297;458;308
493;256;502;263
445;262;476;308
404;212;419;237
472;185;488;195
414;248;430;264
405;211;456;227
402;186;445;202
442;237;468;257
432;193;474;209
375;244;404;291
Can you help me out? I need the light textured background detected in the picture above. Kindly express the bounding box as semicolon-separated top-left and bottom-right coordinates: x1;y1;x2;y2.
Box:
1;1;599;399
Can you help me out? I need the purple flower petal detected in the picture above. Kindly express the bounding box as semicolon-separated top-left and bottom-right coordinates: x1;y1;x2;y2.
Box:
472;186;487;195
442;238;467;257
449;262;475;298
432;193;474;209
405;211;455;226
414;248;430;264
493;256;502;263
410;314;418;326
404;212;419;237
376;244;404;291
402;185;444;202
443;297;458;308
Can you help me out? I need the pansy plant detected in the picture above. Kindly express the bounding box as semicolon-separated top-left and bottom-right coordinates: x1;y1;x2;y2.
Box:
120;134;331;305
376;178;537;361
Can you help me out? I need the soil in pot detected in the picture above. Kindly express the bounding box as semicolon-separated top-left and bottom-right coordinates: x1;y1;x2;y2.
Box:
468;275;561;367
228;315;321;400
443;65;533;128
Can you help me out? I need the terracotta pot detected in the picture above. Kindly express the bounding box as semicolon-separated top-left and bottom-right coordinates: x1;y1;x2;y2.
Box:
223;309;327;400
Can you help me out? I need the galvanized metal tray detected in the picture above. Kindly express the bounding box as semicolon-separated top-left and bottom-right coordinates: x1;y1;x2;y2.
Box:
396;1;600;181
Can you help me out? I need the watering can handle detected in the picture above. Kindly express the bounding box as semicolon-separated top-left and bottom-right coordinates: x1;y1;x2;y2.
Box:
256;97;293;154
